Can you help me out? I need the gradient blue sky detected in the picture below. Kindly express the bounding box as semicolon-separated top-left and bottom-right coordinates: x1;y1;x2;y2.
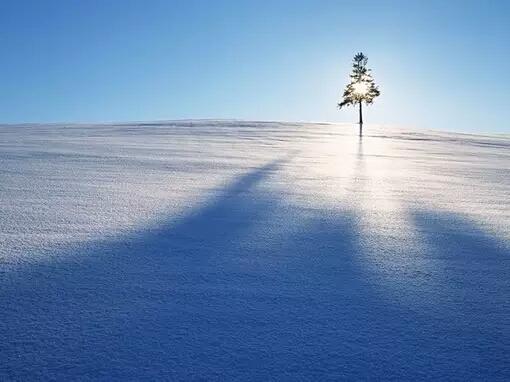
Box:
0;0;509;132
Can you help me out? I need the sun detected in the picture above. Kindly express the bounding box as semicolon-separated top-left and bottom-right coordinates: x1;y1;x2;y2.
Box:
352;81;369;96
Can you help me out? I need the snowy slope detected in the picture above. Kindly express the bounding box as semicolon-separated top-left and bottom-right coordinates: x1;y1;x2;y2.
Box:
0;120;509;380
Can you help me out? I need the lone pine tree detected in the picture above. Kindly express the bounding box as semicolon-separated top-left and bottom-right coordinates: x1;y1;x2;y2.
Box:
338;53;380;135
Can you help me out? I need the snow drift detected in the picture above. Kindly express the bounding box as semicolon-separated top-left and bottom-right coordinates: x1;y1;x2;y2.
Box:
0;121;509;380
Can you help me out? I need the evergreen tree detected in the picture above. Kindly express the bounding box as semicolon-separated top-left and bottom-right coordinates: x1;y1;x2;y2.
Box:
338;53;380;135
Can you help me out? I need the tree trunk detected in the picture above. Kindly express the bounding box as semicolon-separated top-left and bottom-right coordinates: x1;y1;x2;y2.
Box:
359;101;363;136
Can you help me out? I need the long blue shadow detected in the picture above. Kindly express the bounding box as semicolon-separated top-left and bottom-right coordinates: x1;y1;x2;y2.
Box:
409;210;510;379
1;160;509;381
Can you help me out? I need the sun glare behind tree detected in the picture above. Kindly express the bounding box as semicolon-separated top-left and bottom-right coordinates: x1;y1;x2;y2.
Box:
338;52;380;136
352;81;369;96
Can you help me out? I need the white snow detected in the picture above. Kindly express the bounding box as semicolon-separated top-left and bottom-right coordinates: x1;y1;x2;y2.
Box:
1;120;509;380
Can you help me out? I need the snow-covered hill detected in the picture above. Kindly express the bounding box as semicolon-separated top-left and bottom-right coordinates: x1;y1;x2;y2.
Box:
1;121;509;380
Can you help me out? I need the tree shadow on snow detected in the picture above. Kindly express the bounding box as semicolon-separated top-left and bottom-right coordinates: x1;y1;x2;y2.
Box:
1;159;509;381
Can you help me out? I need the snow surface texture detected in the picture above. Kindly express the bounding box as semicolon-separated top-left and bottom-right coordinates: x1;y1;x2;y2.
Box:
0;120;509;380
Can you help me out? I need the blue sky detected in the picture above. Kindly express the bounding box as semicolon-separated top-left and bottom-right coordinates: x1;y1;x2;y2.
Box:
0;0;508;133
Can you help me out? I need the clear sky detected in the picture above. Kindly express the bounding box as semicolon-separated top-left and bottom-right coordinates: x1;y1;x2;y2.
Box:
0;0;509;133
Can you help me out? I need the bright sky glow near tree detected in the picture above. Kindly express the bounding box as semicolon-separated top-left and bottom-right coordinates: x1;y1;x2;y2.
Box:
0;0;509;133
